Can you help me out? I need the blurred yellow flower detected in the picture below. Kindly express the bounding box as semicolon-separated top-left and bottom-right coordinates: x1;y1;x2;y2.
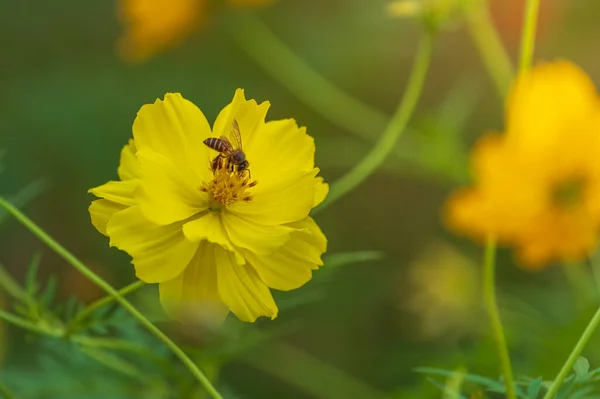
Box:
445;61;600;268
117;0;276;62
89;89;328;323
403;241;482;341
387;0;458;24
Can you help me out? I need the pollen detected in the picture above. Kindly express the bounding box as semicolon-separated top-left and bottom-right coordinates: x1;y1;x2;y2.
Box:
201;162;256;208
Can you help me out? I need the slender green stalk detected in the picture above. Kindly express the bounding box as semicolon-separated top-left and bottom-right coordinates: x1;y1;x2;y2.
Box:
542;306;600;399
518;0;541;74
0;197;224;399
0;308;60;336
461;0;514;98
316;33;434;211
69;280;145;329
483;236;516;399
225;13;388;141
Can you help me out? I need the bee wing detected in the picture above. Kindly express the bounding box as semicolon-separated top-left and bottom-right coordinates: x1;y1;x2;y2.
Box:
229;119;244;150
218;136;234;153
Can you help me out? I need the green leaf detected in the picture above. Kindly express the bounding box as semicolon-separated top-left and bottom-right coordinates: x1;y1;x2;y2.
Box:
425;377;468;399
81;347;143;379
25;252;43;297
39;275;58;307
555;377;577;399
568;386;599;399
415;368;505;391
526;377;543;399
574;357;591;382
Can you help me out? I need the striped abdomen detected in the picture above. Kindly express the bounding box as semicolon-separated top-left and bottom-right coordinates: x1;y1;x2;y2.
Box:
203;137;232;153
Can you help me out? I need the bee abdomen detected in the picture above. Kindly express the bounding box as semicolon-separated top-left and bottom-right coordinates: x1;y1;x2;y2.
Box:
204;138;226;152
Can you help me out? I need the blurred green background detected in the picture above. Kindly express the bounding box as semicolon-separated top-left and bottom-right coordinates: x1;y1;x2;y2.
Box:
3;0;600;398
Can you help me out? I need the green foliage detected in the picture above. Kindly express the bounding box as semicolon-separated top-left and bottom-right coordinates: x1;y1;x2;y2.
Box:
0;249;386;399
417;357;600;399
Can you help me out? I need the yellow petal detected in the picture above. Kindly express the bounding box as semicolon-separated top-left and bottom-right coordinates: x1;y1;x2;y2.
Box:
89;200;128;236
88;180;137;206
221;211;293;255
182;213;245;264
116;0;207;63
215;245;278;322
118;139;141;181
243;217;326;291
159;242;229;325
183;212;227;244
227;169;317;226
212;89;270;149
106;206;198;283
506;61;600;158
88;177;138;237
132;93;213;184
243;119;316;191
314;177;329;207
135;149;208;225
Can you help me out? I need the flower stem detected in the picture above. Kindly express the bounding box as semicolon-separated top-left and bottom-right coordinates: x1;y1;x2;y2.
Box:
316;32;434;211
518;0;541;74
542;302;600;398
68;280;146;331
225;13;388;142
461;0;513;98
483;236;516;399
0;197;224;399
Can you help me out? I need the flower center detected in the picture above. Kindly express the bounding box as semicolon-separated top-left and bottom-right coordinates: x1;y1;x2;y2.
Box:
200;161;257;209
551;177;586;209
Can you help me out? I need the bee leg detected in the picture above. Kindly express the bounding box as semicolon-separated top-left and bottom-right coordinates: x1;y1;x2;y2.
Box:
211;156;222;172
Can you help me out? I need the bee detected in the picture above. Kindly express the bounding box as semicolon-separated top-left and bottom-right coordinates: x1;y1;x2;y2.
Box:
203;119;250;176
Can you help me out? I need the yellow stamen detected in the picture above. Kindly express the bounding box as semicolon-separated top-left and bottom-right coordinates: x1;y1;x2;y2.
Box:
200;162;256;209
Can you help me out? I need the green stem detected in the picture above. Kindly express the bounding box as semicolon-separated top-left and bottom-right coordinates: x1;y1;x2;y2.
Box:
68;280;146;331
225;13;388;141
542;306;600;399
0;308;59;336
461;0;514;98
518;0;541;74
0;197;224;399
316;32;434;211
483;236;516;399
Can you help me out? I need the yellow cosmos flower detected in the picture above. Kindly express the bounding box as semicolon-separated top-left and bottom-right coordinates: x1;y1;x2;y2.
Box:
445;61;600;269
89;89;328;323
117;0;276;62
